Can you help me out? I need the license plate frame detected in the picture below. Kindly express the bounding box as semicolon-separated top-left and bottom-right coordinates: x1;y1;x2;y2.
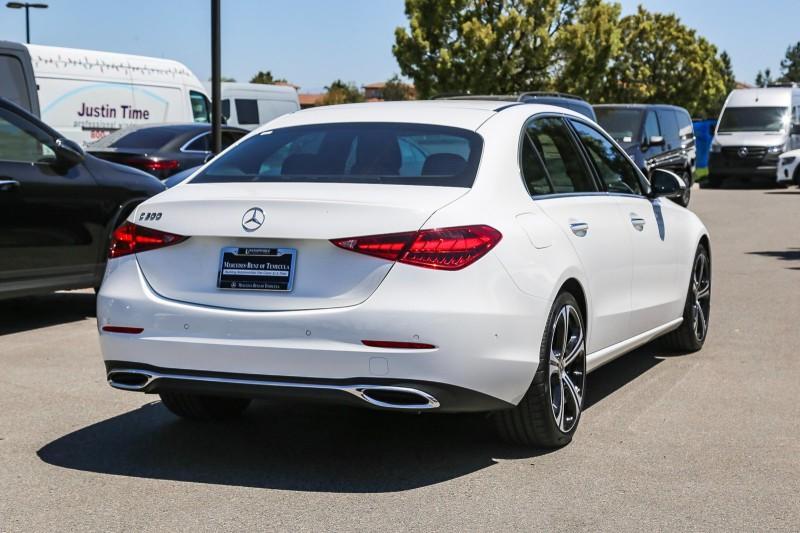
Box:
216;247;297;292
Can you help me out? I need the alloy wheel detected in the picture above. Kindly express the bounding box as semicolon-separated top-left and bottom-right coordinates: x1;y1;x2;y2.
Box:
548;304;586;433
691;252;711;341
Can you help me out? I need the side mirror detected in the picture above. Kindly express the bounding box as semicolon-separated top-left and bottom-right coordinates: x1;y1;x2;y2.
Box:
647;135;665;147
649;168;686;199
791;123;800;135
54;137;85;166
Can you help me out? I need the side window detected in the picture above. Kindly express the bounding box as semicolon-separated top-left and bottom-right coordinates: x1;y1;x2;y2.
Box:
571;120;643;196
190;91;210;123
643;111;661;142
520;133;552;195
222;99;231;121
525;117;596;194
677;110;694;140
221;130;243;150
657;109;680;146
235;99;259;125
185;132;210;152
0;55;32;111
0;109;55;163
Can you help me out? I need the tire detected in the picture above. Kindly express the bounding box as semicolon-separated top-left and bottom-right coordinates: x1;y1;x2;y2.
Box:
494;291;586;448
661;244;711;352
159;392;251;421
793;165;800;187
672;168;693;207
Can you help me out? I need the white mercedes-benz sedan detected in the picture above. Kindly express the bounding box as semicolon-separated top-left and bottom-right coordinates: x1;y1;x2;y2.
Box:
98;100;711;448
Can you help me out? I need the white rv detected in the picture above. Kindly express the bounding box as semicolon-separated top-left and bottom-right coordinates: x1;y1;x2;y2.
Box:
26;44;211;146
708;85;800;187
206;82;299;130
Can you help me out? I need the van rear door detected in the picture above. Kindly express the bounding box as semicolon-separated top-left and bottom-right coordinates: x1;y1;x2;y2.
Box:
0;41;39;116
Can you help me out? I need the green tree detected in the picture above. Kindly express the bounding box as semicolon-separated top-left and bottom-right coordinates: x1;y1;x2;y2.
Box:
250;70;287;84
552;0;622;102
393;0;581;98
719;51;736;94
382;74;414;100
755;68;773;88
321;80;364;105
779;42;800;82
605;6;728;117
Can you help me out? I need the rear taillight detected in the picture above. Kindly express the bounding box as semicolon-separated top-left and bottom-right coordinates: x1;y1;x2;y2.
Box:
331;225;502;271
123;158;180;173
109;222;187;258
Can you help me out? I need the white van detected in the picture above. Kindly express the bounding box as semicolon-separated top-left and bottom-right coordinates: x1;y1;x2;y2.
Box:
708;85;800;187
206;82;299;130
26;44;211;146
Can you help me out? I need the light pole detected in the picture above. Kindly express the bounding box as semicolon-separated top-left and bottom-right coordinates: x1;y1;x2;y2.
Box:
5;2;48;44
210;0;221;153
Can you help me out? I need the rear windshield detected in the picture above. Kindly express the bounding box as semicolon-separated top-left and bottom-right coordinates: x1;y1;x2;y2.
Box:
90;127;184;150
718;107;788;133
190;122;483;187
594;108;644;142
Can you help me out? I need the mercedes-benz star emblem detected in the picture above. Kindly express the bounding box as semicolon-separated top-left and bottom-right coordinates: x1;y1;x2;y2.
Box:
738;146;749;158
241;207;265;232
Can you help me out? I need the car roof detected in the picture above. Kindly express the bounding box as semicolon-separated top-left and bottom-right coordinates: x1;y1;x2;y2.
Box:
594;103;689;113
258;100;579;132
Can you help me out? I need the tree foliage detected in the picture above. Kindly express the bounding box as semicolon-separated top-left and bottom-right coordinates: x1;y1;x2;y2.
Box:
321;80;364;105
382;75;414;100
779;42;800;82
755;68;773;88
394;0;734;116
250;70;287;84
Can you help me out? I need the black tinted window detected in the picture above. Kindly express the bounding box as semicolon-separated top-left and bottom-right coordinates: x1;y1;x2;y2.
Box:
643;111;660;140
525;117;596;194
520;134;551;195
595;108;643;143
0;55;31;111
676;109;694;139
186;132;210;151
190;122;483;187
221;130;244;149
571;120;642;196
235;99;259;125
718;107;787;133
222;99;231;121
657;109;680;145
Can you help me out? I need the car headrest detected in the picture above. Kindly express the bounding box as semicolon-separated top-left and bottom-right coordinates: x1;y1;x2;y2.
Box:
421;153;467;176
351;133;401;175
282;154;321;175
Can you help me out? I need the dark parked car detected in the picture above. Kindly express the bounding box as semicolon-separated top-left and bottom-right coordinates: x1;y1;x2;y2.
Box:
0;97;165;300
594;104;696;206
437;92;596;121
87;123;248;179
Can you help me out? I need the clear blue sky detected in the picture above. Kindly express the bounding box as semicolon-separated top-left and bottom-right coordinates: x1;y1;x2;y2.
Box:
0;0;794;92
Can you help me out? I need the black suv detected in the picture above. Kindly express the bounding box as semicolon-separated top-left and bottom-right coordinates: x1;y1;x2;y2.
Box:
0;98;165;299
437;92;596;121
594;104;696;206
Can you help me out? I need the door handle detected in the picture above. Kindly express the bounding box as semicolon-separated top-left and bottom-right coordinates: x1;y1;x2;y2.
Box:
569;221;589;237
630;214;646;231
0;179;20;192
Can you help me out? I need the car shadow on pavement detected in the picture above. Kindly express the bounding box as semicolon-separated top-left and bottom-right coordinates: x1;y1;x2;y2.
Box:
37;343;680;493
0;291;96;336
749;248;800;270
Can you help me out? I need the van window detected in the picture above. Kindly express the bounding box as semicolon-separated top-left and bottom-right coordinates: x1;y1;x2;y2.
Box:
525;117;596;194
718;107;788;133
190;122;483;187
656;109;680;146
676;110;694;139
222;99;231;121
235;99;259;125
594;108;643;144
190;91;210;123
643;111;661;141
0;55;31;112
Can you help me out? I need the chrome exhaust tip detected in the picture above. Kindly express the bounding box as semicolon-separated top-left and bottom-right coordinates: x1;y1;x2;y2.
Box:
347;386;440;410
107;369;155;391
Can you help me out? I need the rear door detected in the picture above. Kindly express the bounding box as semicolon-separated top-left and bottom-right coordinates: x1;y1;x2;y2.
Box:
0;102;102;290
523;116;633;353
569;118;682;335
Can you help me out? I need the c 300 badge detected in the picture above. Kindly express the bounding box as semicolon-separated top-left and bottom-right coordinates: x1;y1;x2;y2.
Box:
139;211;162;221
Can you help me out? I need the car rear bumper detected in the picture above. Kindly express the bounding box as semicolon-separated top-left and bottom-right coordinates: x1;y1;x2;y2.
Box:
97;254;548;411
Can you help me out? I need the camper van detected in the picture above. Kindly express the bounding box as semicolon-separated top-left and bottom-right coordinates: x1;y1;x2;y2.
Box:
207;82;299;130
708;85;800;187
26;44;211;146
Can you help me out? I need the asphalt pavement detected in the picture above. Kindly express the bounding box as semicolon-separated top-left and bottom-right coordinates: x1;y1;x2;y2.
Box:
1;183;798;532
